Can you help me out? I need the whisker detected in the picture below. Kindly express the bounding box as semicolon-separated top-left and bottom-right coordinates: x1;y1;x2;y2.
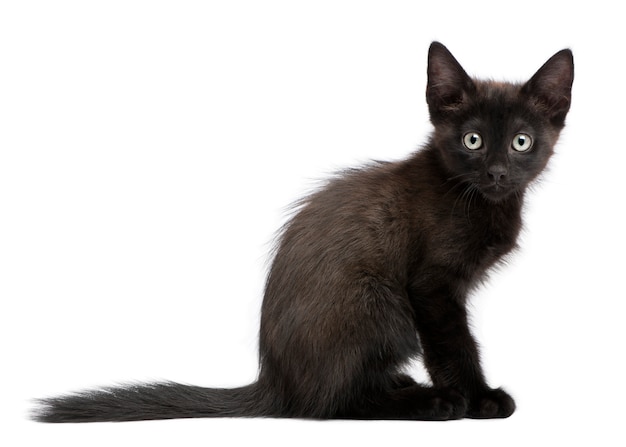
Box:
442;173;478;200
441;172;475;185
466;184;479;224
462;184;476;224
451;182;476;219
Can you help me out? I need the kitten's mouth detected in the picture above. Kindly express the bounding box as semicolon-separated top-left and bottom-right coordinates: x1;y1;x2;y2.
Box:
479;183;515;202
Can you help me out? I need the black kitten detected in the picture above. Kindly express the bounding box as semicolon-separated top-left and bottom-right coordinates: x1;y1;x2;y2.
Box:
35;42;574;422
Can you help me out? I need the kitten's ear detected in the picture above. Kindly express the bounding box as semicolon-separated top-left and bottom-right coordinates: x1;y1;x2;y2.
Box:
426;42;475;119
522;49;574;126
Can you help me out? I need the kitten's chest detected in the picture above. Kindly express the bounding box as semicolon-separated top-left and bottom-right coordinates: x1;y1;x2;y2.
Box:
416;200;522;284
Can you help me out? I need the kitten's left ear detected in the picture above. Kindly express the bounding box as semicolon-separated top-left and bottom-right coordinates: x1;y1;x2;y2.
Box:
522;49;574;126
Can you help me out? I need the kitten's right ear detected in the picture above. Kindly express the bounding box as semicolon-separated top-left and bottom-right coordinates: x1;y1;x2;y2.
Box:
426;42;475;119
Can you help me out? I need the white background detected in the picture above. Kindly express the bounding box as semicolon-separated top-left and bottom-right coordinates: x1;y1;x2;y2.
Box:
2;1;624;445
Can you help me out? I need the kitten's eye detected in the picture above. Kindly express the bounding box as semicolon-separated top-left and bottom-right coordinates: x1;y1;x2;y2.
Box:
512;133;533;152
463;132;483;150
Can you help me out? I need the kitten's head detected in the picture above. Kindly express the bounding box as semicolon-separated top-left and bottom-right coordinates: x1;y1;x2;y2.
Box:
426;42;574;202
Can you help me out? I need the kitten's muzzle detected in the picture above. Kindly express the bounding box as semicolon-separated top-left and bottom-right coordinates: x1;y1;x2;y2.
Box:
480;163;514;201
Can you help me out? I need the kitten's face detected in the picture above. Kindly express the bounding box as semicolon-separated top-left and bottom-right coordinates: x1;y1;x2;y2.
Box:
426;43;574;202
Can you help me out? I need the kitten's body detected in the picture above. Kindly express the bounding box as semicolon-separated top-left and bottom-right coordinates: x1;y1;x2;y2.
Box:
259;149;522;419
35;43;573;422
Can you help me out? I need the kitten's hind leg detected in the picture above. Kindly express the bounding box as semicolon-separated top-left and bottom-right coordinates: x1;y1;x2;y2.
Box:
344;385;467;421
391;373;418;389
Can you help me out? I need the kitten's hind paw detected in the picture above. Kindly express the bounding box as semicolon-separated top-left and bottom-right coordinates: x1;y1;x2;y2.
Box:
466;388;516;419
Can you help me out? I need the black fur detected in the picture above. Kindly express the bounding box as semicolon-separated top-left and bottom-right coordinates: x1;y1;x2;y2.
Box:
34;42;573;423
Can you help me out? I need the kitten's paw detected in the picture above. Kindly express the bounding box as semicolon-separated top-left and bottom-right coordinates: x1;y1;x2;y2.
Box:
426;388;468;420
466;388;516;419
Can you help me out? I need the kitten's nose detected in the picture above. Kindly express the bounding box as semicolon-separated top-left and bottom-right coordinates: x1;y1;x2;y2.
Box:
487;164;508;183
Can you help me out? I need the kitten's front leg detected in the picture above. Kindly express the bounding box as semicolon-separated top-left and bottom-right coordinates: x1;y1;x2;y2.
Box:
411;289;515;419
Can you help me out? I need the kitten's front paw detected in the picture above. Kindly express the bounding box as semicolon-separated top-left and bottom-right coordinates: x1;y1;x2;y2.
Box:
426;387;468;420
467;388;515;419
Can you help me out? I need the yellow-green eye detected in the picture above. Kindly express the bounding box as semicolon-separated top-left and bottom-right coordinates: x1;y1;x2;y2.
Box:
463;132;483;150
512;133;532;152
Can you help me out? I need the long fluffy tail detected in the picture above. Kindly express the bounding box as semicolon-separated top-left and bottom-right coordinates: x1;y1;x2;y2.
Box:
33;382;266;423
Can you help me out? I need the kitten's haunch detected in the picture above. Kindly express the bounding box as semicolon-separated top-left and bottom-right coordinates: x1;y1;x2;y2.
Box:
34;42;573;422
